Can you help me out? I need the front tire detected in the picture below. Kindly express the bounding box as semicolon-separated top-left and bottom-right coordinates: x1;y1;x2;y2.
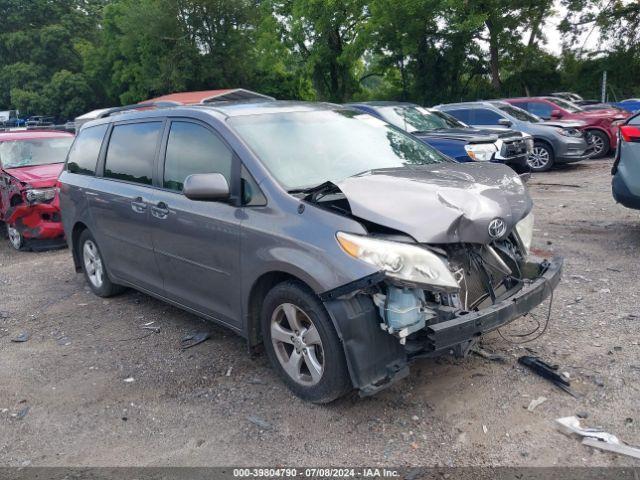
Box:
527;142;555;172
78;229;124;297
261;281;351;403
587;130;610;159
6;223;25;251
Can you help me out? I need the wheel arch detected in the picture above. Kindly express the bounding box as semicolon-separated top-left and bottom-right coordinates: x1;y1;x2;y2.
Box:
246;270;317;348
533;137;555;158
71;221;89;272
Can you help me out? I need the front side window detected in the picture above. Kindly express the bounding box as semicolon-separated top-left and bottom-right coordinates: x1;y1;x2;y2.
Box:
104;122;162;185
495;104;541;123
67;124;108;175
0;136;73;168
163;121;232;192
445;109;473;124
548;97;582;113
526;102;553;118
229;109;450;191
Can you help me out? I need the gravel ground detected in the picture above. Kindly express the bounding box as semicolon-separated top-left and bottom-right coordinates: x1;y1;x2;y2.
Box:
1;157;639;467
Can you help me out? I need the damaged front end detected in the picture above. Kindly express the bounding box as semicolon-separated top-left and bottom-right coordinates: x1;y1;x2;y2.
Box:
1;179;66;249
313;166;562;396
323;229;562;395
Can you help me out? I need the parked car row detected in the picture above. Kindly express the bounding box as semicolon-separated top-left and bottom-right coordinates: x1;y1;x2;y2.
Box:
1;95;637;403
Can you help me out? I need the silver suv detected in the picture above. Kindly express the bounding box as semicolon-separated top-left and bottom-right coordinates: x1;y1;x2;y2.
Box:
59;101;562;403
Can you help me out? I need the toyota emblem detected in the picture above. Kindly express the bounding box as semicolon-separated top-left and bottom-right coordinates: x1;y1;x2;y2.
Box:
488;218;507;239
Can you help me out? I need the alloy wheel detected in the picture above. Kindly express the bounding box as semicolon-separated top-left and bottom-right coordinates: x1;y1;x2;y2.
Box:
6;224;23;250
270;303;324;386
589;134;605;156
528;147;551;170
82;239;104;289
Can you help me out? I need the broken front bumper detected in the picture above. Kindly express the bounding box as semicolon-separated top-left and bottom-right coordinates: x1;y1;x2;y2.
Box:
323;256;563;396
425;256;563;352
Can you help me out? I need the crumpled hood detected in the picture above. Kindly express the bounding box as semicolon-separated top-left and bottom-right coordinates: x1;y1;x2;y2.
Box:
4;163;63;187
336;162;532;244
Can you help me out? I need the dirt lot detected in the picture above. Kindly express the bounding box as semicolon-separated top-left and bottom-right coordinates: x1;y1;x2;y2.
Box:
1;157;639;467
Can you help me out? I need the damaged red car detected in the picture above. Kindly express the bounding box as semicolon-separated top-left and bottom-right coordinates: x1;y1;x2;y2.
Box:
0;130;74;250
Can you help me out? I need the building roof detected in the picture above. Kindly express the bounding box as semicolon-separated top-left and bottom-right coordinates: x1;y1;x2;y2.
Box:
143;89;275;105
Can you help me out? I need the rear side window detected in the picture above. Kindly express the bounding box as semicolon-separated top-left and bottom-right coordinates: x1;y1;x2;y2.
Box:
67;124;108;175
473;109;502;125
163;121;233;192
104;122;162;185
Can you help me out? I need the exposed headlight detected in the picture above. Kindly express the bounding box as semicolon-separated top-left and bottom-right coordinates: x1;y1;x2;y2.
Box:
515;211;535;254
336;232;459;292
556;127;583;137
612;119;625;126
464;143;497;162
25;188;56;204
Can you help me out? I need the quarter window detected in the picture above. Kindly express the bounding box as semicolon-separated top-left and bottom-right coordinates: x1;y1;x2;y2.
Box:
104;122;162;185
67;124;108;175
163;121;233;192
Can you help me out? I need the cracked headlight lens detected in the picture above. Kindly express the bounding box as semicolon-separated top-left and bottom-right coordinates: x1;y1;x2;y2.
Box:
464;143;497;161
336;232;459;292
515;211;535;254
25;188;56;204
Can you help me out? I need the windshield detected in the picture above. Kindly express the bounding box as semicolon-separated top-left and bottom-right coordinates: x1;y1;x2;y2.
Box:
496;104;541;123
378;106;463;132
0;137;73;168
550;97;583;113
229;109;450;191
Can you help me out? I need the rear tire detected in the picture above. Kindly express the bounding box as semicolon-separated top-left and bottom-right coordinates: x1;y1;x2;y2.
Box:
78;229;124;297
587;130;610;158
527;142;555;172
261;280;351;403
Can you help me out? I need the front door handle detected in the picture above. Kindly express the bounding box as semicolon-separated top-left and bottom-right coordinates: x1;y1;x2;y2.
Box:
151;201;169;219
131;196;147;213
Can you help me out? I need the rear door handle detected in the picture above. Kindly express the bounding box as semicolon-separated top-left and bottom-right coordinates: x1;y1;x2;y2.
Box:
151;201;169;219
131;196;147;214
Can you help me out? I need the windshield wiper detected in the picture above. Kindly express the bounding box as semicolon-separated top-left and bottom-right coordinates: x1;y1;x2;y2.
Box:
288;181;339;196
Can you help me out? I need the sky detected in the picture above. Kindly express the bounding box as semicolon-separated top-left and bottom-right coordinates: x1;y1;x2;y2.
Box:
542;1;601;55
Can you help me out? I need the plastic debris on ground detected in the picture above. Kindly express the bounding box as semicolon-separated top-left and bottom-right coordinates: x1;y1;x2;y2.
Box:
555;416;640;460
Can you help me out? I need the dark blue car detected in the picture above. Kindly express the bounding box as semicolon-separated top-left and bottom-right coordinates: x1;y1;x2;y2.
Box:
346;102;531;171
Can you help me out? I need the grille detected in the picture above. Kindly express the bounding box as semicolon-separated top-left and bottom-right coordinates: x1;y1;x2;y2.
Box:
447;245;511;310
501;139;528;158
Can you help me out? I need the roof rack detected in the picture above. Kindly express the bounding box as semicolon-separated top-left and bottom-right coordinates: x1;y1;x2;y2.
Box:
96;101;180;119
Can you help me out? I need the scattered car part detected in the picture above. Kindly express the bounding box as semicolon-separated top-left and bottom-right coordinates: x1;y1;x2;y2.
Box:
180;332;211;350
11;331;30;343
556;416;640;460
527;396;547;411
518;355;577;397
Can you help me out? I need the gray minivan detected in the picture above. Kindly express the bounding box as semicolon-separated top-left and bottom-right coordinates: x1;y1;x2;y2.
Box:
59;101;562;403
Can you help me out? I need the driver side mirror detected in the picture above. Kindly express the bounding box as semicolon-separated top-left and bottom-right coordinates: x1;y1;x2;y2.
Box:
183;173;229;201
498;118;512;127
550;109;563;119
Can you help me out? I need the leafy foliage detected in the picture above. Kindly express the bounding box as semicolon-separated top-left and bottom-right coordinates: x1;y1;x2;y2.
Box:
0;0;637;120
